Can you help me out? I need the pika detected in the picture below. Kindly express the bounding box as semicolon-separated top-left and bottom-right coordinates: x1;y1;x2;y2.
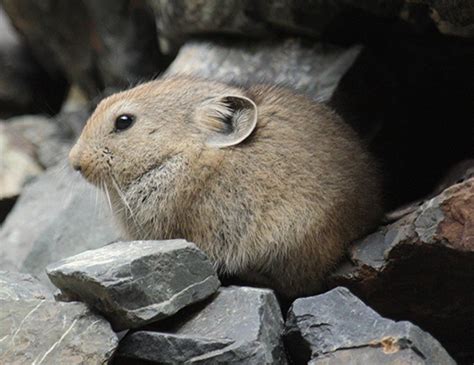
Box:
69;76;382;298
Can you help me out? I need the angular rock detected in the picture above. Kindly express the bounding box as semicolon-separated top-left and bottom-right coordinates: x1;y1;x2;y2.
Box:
0;271;53;300
2;0;164;99
47;240;221;330
0;5;67;117
0;298;117;364
117;286;287;364
329;177;474;363
166;39;361;102
285;287;455;365
0;164;120;289
0;120;43;200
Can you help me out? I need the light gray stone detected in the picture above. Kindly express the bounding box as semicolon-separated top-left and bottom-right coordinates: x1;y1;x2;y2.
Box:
0;271;53;300
166;39;361;103
0;164;120;290
47;240;221;330
284;287;455;365
0;298;117;364
118;286;287;364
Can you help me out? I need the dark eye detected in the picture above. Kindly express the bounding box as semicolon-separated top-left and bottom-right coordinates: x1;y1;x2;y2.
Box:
114;114;135;132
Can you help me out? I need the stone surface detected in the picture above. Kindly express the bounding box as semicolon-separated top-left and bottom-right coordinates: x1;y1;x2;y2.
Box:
2;0;164;99
0;164;120;289
150;0;473;49
166;39;361;102
0;5;67;117
329;177;474;363
47;240;221;331
285;287;455;364
0;298;117;364
0;119;43;200
117;286;287;364
0;271;53;300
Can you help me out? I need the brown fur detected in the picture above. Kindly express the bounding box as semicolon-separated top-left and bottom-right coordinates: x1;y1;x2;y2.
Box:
69;76;382;298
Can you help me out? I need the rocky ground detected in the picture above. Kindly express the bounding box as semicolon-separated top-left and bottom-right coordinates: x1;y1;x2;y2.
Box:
0;1;473;364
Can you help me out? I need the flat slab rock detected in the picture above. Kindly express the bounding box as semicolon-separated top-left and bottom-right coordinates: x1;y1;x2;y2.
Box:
47;240;220;330
329;177;474;362
117;286;287;364
0;298;117;364
285;287;455;364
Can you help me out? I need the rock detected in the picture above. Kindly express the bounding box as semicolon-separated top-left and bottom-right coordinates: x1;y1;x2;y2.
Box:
166;39;362;102
0;164;120;290
0;271;53;300
2;0;164;99
0;5;67;117
285;287;455;364
0;298;117;364
47;240;221;330
401;0;474;38
0;120;43;200
117;286;287;364
150;0;473;50
329;177;474;363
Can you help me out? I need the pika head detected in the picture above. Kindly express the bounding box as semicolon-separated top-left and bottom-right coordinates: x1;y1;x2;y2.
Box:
70;75;382;298
69;76;257;189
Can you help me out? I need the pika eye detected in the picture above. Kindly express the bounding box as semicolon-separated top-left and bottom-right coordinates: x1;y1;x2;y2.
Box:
114;114;135;132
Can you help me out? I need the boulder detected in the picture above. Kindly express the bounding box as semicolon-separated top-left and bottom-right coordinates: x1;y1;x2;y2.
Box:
0;5;67;117
285;287;455;364
47;240;221;330
166;39;362;102
0;298;118;364
0;164;120;289
0;270;52;300
329;177;474;363
117;286;287;364
149;0;473;50
1;0;164;99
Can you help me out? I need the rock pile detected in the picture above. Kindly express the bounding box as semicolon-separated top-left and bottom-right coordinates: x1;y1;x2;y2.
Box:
0;0;472;363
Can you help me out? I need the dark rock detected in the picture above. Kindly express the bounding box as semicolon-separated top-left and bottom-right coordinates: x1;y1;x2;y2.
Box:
0;164;120;290
2;0;164;99
401;0;474;37
329;177;474;363
150;0;473;50
47;240;221;331
118;286;287;364
0;5;67;117
285;287;455;365
0;271;53;300
0;298;117;364
166;39;361;102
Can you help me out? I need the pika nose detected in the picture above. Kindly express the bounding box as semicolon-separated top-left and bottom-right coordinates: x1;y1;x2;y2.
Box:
72;161;82;172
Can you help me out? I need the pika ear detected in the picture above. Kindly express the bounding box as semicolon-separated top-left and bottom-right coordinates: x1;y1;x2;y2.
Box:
195;95;258;148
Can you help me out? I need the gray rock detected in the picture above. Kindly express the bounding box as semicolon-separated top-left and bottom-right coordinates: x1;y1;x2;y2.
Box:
0;271;53;300
285;287;455;365
47;240;221;331
166;39;361;102
118;286;287;364
2;0;164;99
0;164;120;290
0;298;117;364
329;177;474;362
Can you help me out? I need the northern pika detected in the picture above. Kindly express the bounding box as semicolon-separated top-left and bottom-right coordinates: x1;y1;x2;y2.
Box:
69;76;382;297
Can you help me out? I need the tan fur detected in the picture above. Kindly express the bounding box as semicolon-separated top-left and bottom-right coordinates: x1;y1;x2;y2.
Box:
69;76;382;298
